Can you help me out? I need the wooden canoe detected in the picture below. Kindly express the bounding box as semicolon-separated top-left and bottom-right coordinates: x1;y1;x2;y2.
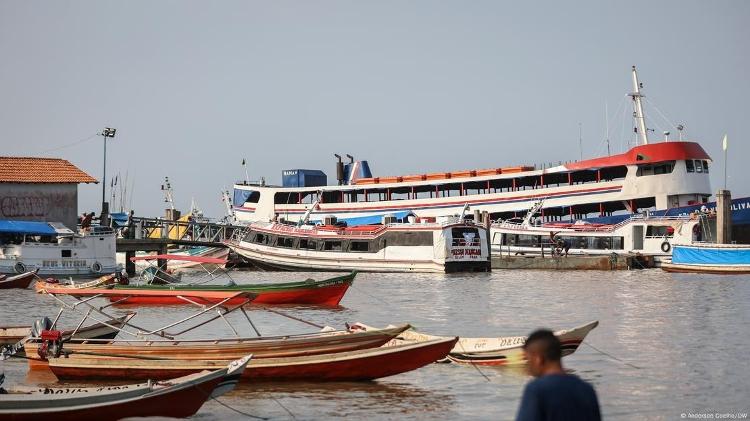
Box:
38;272;356;306
34;273;118;294
4;313;136;358
0;270;38;289
25;323;411;368
365;320;599;366
0;355;250;421
47;337;457;382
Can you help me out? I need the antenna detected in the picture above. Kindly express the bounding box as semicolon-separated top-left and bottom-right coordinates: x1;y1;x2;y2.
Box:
630;66;649;145
578;123;583;161
605;102;610;156
161;176;175;211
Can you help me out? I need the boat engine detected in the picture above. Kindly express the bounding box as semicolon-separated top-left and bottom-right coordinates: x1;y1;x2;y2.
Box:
36;330;63;361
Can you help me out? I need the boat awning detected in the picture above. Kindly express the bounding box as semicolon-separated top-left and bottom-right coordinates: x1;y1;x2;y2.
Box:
129;254;228;264
0;220;57;236
312;210;415;227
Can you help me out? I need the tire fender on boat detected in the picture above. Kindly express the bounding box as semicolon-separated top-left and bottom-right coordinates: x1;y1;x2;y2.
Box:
91;261;103;273
661;241;671;253
14;261;27;274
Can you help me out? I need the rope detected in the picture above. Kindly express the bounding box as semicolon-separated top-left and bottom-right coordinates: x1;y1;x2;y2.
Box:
209;395;270;420
582;341;641;370
270;397;297;420
35;133;98;155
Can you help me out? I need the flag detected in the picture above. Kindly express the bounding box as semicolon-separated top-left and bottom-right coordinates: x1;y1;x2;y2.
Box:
722;134;728;151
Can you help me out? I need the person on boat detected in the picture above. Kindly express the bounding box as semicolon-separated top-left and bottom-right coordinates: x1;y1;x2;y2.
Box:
516;329;600;421
549;232;570;257
80;212;94;231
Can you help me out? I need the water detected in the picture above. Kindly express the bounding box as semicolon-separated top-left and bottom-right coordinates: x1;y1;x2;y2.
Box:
2;269;749;420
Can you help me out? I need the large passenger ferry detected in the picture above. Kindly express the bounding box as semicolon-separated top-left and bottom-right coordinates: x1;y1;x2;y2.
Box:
233;67;713;226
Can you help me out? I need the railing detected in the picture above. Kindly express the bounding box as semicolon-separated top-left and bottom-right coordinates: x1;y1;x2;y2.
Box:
123;217;246;244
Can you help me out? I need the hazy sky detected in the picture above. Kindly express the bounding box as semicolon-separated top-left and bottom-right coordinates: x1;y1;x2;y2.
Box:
1;1;748;218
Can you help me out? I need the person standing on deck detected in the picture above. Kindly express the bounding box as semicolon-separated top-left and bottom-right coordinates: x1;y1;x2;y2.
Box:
516;329;601;421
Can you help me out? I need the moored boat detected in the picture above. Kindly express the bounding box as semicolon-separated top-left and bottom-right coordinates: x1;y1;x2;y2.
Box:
661;243;750;274
227;216;491;273
46;337;457;382
359;320;599;366
24;323;410;368
36;271;356;306
0;269;38;289
34;272;120;294
0;355;251;421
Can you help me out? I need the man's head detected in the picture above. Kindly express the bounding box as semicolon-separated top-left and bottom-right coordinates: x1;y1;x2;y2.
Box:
523;329;562;377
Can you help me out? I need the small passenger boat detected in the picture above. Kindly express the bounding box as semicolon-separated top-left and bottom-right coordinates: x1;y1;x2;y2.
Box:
34;272;120;294
46;337;457;382
661;243;750;274
0;270;38;289
0;355;251;421
357;320;598;365
227;216;491;273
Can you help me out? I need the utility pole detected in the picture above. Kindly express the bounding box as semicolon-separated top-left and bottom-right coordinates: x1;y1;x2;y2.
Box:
100;127;116;225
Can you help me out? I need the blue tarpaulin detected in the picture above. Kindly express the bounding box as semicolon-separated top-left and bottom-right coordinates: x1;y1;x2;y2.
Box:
0;220;57;235
672;245;750;265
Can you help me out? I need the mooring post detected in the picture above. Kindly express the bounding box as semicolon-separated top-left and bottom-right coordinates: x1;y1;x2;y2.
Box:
157;244;169;270
125;251;135;276
716;189;732;244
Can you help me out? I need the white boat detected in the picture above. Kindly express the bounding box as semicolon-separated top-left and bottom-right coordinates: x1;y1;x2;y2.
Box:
489;200;709;263
232;67;714;229
0;221;118;277
227;215;491;273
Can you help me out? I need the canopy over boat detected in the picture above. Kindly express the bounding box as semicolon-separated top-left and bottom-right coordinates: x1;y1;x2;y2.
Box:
129;254;228;264
0;220;57;236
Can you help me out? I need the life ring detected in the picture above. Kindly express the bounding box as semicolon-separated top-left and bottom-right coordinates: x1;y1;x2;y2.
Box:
660;241;671;253
91;261;103;273
14;261;27;274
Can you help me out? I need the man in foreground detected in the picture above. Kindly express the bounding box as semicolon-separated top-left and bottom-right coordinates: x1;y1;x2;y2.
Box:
516;329;601;421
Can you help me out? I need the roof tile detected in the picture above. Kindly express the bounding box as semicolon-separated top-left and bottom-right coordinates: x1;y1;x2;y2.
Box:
0;157;98;184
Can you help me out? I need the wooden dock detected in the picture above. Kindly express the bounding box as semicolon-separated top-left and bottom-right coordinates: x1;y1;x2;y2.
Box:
491;253;654;270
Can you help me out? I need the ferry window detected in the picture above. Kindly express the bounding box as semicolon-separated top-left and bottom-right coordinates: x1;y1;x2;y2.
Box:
645;226;674;238
451;227;480;246
324;241;342;251
299;239;317;250
516;234;541;247
701;160;709;173
276;236;294;248
685;160;695;173
234;189;260;206
61;249;72;258
254;233;265;244
350;241;369;252
694;160;702;173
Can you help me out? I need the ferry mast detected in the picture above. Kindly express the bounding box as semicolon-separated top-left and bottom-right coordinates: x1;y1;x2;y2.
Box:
630;65;649;145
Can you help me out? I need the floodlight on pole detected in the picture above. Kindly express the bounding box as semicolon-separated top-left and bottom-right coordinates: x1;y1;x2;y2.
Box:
101;127;116;215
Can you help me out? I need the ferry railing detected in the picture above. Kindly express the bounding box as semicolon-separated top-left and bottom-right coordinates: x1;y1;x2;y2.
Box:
126;217;245;244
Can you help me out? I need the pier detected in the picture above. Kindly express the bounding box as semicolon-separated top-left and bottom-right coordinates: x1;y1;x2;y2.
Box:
116;216;245;275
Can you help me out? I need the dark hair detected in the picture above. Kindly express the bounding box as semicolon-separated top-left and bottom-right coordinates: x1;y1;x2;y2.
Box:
523;329;562;361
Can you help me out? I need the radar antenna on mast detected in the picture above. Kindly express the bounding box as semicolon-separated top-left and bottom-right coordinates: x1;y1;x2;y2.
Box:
161;177;175;211
630;66;649;145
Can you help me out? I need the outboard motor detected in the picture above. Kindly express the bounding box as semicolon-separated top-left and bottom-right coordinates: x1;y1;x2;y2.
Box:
30;317;52;338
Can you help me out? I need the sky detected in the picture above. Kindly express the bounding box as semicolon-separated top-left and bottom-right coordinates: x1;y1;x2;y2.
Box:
1;1;748;218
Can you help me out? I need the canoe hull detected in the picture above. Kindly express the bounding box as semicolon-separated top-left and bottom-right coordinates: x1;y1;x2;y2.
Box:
48;338;457;382
0;270;37;289
26;324;410;368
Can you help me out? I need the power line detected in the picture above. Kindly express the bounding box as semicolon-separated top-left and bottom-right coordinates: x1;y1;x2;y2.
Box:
35;133;98;155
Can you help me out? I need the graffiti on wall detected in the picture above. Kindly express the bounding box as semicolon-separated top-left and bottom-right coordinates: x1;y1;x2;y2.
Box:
0;188;77;225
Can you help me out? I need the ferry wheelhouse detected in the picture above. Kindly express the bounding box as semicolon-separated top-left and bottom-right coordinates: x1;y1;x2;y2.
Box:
226;216;490;273
233;68;712;227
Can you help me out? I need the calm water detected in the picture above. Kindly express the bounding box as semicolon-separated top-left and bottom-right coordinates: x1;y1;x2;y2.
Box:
1;269;749;420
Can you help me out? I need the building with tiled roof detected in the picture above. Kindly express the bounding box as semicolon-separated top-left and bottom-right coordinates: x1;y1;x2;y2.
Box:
0;157;98;184
0;156;98;229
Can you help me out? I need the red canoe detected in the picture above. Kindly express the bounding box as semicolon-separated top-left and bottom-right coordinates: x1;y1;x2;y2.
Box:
0;269;38;289
0;356;251;421
39;272;355;306
48;337;458;382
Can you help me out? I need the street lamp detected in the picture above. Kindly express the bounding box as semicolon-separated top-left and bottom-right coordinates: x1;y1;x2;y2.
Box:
101;127;116;220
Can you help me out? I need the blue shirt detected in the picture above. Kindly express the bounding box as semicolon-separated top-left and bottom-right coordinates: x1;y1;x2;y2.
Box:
516;374;601;421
